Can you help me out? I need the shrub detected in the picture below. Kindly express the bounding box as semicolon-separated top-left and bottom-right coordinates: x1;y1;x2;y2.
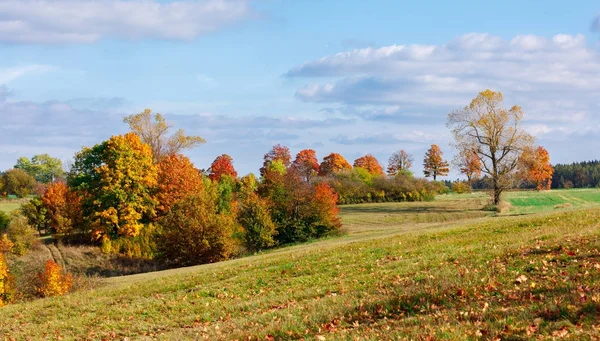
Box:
452;181;472;194
0;234;14;254
37;260;72;297
0;211;9;232
6;215;39;256
157;189;236;266
0;253;15;306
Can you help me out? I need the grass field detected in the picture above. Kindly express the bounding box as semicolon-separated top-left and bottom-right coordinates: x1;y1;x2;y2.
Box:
0;200;24;214
1;190;600;339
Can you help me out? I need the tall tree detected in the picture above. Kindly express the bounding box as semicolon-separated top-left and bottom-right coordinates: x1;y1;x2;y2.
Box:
260;144;291;177
447;89;533;204
41;182;83;235
519;146;553;191
318;153;352;176
455;150;482;182
209;154;238;182
423;144;450;181
155;154;204;216
292;149;320;182
387;150;413;176
15;154;64;183
353;154;384;176
123;109;205;162
69;133;157;239
3;169;35;198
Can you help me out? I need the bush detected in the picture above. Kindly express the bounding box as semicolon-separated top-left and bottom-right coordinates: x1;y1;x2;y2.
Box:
0;211;10;232
36;260;72;297
452;181;472;194
0;253;15;306
6;215;39;256
157;189;236;266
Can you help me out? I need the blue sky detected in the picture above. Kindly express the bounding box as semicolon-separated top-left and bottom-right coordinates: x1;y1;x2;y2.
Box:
1;0;600;177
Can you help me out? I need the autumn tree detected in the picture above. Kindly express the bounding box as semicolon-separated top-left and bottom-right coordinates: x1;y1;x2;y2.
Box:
387;150;413;176
157;186;236;266
123;109;205;162
260;144;291;177
237;192;277;252
353;154;385;176
155;154;204;216
2;169;35;198
36;260;72;297
519;146;554;190
0;253;14;306
41;182;83;236
447;89;533;204
422;145;449;181
209;154;238;182
15;154;64;183
454;150;482;182
69;133;157;239
292;149;320;182
318;153;352;176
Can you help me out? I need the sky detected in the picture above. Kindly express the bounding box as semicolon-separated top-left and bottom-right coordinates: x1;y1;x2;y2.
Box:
1;0;600;178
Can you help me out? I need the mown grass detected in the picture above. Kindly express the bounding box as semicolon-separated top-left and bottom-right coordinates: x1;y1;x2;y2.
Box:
504;188;600;215
1;191;600;339
0;200;24;214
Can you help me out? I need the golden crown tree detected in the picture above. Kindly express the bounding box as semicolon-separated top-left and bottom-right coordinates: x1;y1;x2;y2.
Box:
447;89;533;205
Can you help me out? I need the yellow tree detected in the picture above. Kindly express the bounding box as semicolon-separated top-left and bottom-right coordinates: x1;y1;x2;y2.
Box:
447;90;533;204
124;109;205;162
69;133;157;239
423;144;449;180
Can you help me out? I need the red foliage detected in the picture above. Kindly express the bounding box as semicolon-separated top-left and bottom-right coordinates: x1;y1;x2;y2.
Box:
292;149;320;182
156;154;204;216
209;154;238;182
520;146;554;190
260;144;291;176
353;154;385;176
318;153;352;176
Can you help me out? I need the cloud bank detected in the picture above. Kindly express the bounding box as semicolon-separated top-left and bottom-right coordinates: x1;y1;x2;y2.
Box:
0;0;255;44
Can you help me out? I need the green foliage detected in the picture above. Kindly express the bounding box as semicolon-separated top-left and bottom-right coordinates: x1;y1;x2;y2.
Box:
5;215;39;256
109;224;158;259
14;154;65;183
20;198;49;235
69;133;157;239
0;211;9;233
157;189;236;266
215;175;236;214
2;169;36;198
238;193;277;252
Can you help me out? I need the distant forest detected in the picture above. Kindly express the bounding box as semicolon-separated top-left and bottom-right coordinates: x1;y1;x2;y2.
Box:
550;161;600;189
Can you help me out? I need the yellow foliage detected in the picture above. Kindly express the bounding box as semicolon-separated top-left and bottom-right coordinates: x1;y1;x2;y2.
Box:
0;253;14;306
37;260;72;298
0;234;14;254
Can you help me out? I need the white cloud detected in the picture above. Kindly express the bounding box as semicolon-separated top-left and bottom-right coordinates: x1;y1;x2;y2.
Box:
0;65;56;84
0;0;256;44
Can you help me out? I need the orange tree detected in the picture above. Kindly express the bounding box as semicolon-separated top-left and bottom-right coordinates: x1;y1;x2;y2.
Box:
69;133;157;240
37;260;72;297
318;152;352;176
423;144;449;181
519;146;553;190
455;150;482;183
353;154;385;176
155;154;204;217
292;149;320;182
41;182;83;236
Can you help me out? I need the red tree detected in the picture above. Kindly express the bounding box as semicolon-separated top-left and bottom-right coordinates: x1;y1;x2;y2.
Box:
209;154;238;182
423;144;449;181
292;149;320;182
353;154;384;176
41;182;83;235
260;144;291;176
519;146;554;190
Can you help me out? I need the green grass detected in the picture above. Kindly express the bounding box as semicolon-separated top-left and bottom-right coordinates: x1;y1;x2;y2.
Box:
505;188;600;214
1;191;600;339
0;200;24;214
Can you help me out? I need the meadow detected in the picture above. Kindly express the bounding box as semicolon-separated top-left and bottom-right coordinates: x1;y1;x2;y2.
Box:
1;189;600;339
